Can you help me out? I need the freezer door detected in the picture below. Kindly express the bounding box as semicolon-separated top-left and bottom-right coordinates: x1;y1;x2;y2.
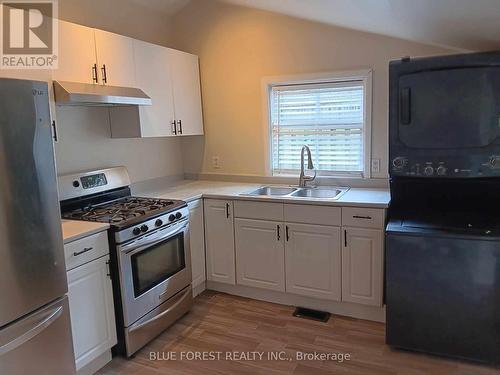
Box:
0;296;75;374
0;79;67;327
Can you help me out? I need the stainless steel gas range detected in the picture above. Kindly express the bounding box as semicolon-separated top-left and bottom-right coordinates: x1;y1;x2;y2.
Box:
59;167;193;357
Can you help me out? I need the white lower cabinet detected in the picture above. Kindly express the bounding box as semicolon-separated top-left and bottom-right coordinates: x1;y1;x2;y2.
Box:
204;198;385;313
188;199;206;294
67;254;117;372
342;227;384;306
285;223;341;301
204;199;236;285
235;218;285;292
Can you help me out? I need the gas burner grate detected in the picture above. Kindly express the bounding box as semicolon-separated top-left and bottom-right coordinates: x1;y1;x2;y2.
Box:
63;196;181;226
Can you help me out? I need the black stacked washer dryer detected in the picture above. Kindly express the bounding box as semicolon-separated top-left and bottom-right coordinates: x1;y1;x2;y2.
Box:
385;51;500;364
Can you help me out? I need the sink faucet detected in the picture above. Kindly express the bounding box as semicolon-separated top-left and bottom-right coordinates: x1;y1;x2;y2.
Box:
299;145;317;187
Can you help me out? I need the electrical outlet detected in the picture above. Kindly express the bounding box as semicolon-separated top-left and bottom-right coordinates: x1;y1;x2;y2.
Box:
371;159;380;174
212;156;221;169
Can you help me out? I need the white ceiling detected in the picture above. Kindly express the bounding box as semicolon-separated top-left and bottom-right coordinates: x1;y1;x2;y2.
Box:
218;0;500;51
124;0;500;51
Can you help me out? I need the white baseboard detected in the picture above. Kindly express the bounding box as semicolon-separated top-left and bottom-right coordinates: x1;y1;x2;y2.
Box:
192;281;206;297
77;350;112;375
206;281;385;323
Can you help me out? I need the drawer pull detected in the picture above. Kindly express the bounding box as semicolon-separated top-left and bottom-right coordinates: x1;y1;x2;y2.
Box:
73;247;93;256
353;215;372;220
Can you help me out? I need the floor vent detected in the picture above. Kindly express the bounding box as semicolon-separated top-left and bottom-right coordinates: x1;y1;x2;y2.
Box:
292;307;330;323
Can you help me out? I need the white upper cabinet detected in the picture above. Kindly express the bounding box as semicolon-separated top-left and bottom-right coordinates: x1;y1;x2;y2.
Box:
54;23;136;86
4;19;203;139
131;39;175;137
110;47;204;138
94;29;136;87
169;49;204;136
53;21;97;84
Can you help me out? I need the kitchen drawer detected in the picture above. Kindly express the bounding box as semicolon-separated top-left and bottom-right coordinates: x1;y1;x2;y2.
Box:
342;207;385;229
284;204;341;226
64;230;109;270
234;200;283;221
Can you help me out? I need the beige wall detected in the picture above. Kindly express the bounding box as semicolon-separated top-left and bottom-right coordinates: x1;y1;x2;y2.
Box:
58;0;173;46
54;107;183;183
170;0;454;179
54;0;181;182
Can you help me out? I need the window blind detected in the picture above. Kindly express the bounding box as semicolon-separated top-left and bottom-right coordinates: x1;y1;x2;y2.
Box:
270;81;365;176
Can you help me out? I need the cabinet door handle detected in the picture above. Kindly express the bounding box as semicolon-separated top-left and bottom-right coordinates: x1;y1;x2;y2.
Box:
285;225;289;242
51;121;58;142
353;215;372;220
106;259;111;278
225;203;230;218
92;63;98;83
172;120;177;135
177;120;183;134
73;247;93;257
101;64;107;84
344;230;347;247
276;225;280;241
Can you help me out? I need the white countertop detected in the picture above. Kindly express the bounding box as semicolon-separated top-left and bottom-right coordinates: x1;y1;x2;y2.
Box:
60;180;389;242
61;219;109;244
136;180;391;208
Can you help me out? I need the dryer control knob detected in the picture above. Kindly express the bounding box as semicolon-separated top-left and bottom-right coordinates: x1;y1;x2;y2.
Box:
424;166;434;176
392;157;406;168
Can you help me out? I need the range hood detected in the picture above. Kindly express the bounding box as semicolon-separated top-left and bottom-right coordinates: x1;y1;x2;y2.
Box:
53;81;152;106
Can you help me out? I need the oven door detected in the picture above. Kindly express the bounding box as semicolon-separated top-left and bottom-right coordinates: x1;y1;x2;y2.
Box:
117;219;191;326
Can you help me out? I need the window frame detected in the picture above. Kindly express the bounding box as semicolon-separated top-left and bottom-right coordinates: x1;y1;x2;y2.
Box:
263;69;373;179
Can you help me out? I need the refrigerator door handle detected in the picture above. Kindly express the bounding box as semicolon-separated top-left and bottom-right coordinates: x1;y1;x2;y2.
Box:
0;305;63;356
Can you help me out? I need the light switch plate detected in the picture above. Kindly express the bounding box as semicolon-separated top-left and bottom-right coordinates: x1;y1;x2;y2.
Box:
371;159;380;174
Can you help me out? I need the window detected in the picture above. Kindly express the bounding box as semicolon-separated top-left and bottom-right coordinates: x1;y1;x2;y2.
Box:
268;71;371;177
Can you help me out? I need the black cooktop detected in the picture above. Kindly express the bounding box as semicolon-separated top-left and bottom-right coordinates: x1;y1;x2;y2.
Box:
62;196;186;228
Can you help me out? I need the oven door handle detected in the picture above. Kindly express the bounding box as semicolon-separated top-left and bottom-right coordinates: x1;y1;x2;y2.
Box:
128;287;191;333
120;220;188;254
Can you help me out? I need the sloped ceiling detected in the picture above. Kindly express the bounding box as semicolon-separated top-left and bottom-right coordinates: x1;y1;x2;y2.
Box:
126;0;192;15
219;0;500;51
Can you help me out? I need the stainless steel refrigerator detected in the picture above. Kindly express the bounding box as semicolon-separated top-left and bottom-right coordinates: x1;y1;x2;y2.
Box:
0;78;75;374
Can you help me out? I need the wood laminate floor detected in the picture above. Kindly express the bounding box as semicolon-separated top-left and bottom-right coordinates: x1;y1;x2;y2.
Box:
98;291;499;375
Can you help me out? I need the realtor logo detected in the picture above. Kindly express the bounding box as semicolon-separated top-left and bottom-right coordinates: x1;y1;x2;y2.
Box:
0;0;58;69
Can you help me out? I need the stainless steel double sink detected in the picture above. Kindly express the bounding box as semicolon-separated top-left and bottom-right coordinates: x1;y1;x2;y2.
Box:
242;185;349;200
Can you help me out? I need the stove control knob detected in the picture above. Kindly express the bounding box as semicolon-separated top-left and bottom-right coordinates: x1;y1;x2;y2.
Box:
140;224;149;233
155;219;163;227
169;214;176;222
436;166;447;176
424;166;434;176
175;212;182;219
132;227;141;235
